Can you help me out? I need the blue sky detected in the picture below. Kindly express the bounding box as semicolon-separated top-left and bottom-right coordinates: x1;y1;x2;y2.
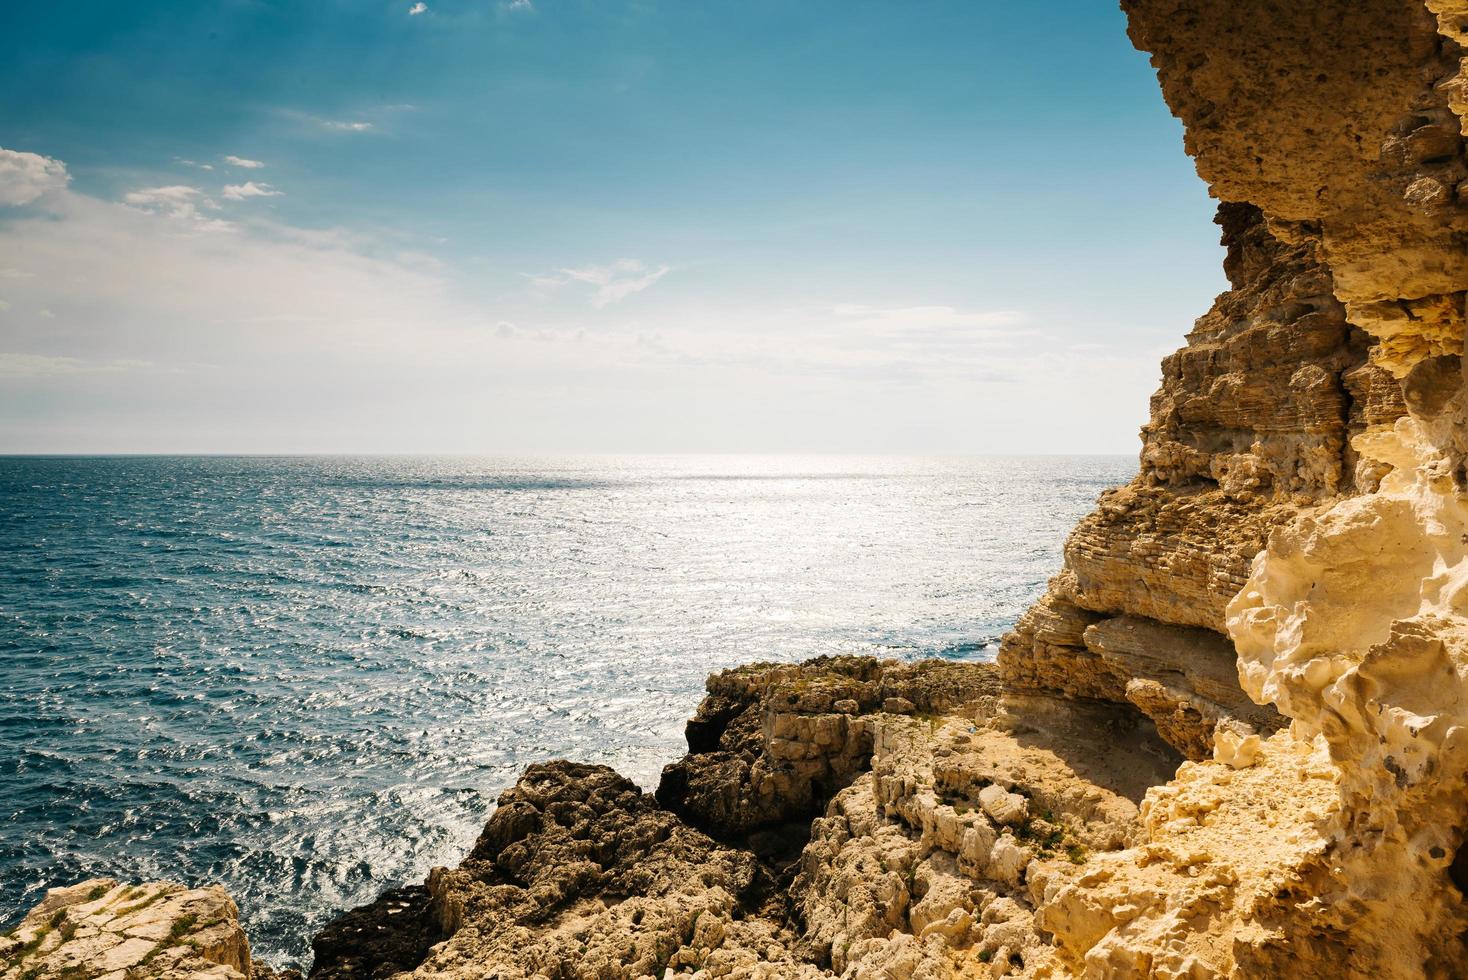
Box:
0;0;1223;453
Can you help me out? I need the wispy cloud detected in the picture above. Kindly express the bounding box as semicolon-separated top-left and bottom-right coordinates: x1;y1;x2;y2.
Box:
122;185;205;211
830;304;1024;329
0;353;152;378
277;109;384;135
0;148;70;206
409;2;428;14
530;258;671;307
121;184;233;230
224;155;265;169
176;158;215;171
502;0;534;10
222;181;283;202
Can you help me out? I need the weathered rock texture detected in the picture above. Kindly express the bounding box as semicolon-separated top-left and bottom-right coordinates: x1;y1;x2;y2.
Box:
0;879;270;980
309;659;1185;980
11;2;1468;978
995;0;1468;975
998;198;1393;761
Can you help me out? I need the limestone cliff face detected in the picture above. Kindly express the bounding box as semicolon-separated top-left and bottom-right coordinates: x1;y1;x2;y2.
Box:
1123;0;1468;381
0;879;270;980
999;200;1402;760
7;3;1467;979
306;659;1185;980
1002;1;1468;975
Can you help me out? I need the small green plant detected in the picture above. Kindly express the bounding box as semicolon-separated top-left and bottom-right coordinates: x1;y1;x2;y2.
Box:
1068;844;1088;865
978;949;993;963
136;943;163;970
114;889;168;919
86;883;111;901
48;908;67;929
17;923;53;957
168;913;198;941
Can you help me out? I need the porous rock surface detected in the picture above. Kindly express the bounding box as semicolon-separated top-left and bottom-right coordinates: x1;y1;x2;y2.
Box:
0;878;277;980
998;0;1468;975
309;657;1183;980
9;1;1468;977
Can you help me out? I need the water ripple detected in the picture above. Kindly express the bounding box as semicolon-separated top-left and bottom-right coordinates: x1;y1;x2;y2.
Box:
0;454;1130;968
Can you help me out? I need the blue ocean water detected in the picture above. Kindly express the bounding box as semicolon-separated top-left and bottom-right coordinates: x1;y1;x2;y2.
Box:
0;454;1130;967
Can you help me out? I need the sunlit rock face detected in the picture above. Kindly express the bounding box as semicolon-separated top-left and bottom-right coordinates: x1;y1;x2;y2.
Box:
9;4;1468;979
1124;0;1468;379
1013;0;1468;975
998;199;1398;761
0;879;260;980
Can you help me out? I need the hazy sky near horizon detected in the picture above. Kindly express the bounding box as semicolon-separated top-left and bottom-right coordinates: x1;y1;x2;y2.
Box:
0;1;1224;454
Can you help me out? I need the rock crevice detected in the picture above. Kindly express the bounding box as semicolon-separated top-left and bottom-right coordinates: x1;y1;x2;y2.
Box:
7;2;1468;977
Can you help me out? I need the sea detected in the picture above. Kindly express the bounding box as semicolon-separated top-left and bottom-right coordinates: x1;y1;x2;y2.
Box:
0;454;1131;967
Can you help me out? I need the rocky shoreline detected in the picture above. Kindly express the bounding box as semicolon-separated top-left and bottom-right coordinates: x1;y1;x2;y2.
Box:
6;0;1468;975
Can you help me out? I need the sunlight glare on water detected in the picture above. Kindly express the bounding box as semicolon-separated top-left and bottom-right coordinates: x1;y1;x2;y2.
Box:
0;454;1132;967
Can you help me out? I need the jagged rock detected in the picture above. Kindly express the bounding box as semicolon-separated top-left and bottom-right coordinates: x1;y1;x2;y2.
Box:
308;886;439;979
977;786;1027;827
656;656;998;845
30;3;1468;978
303;659;1180;979
0;879;256;980
1007;0;1468;975
312;760;803;980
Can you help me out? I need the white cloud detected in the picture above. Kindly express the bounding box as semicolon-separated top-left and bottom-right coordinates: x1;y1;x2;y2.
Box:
175;158;216;171
323;120;374;132
222;181;283;202
122;185;233;230
0;169;470;369
0;143;1158;454
0;147;70;206
224;155;265;169
0;353;151;378
532;258;670;307
124;185;202;210
409;2;428;14
831;304;1024;329
502;0;533;10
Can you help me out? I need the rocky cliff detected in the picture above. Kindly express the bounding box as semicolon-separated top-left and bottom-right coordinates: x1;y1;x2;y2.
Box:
5;1;1467;978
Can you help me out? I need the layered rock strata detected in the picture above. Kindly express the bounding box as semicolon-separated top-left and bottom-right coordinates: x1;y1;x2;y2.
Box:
7;1;1468;977
997;0;1468;974
998;201;1399;761
309;658;1185;980
0;879;268;980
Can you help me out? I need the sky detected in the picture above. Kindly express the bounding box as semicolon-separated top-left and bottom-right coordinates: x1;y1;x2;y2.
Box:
0;0;1224;455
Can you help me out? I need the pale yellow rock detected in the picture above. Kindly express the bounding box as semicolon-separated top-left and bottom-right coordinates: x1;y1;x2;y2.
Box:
0;879;252;980
978;785;1029;827
1209;722;1260;769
